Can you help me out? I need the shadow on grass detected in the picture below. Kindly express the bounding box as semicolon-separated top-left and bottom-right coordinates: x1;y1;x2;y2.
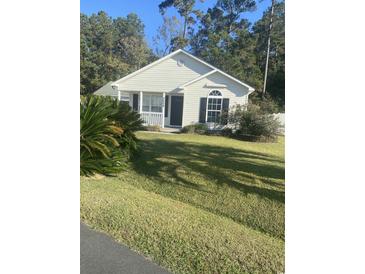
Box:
131;138;285;203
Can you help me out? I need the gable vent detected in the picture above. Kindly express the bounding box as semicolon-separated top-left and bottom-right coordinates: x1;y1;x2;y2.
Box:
177;59;185;67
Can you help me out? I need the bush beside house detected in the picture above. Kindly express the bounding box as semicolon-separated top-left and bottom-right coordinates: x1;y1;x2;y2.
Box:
180;124;208;134
80;95;143;176
181;103;282;142
108;98;144;157
229;104;282;142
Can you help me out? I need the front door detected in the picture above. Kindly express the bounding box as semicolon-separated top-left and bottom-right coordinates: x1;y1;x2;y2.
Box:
170;96;184;126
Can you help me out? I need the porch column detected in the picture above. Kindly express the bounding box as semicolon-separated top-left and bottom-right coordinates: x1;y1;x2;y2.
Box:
139;91;143;114
162;92;165;128
117;90;121;101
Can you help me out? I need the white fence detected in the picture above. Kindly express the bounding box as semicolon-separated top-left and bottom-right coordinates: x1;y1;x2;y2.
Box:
140;112;163;127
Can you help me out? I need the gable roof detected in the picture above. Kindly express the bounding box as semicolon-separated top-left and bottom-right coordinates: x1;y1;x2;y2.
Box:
178;50;255;91
178;70;218;89
113;49;255;92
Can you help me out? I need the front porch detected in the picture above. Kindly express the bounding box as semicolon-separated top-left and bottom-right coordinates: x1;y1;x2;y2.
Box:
140;112;164;127
119;90;183;129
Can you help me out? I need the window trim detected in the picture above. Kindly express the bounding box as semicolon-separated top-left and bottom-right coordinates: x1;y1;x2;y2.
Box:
205;90;223;123
142;94;163;113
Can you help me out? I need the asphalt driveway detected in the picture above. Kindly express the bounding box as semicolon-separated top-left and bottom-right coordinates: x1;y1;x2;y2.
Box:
80;223;171;274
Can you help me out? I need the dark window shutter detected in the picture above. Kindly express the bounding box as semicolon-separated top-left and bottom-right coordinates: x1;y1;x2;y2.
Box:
133;94;139;111
199;97;207;123
165;95;169;117
221;98;230;125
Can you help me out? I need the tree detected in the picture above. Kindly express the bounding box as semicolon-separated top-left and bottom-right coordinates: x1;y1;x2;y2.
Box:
153;16;183;56
190;0;261;89
80;12;128;94
253;1;285;106
189;0;284;109
215;0;256;32
158;0;204;49
114;13;152;70
80;12;153;94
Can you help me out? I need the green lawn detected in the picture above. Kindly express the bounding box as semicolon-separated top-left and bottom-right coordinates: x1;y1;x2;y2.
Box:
81;132;285;273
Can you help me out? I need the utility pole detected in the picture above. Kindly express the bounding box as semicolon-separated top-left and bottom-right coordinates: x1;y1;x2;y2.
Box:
262;0;275;98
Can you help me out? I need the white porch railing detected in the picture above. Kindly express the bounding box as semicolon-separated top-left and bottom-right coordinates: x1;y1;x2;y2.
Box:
140;112;163;127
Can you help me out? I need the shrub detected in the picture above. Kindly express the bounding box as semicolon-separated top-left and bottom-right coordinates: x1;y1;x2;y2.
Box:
229;104;282;142
220;127;233;137
108;100;144;158
181;123;208;134
250;95;281;114
80;96;144;176
80;95;124;176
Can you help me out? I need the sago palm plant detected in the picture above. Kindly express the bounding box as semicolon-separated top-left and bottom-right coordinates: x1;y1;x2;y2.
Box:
108;99;144;157
80;95;124;176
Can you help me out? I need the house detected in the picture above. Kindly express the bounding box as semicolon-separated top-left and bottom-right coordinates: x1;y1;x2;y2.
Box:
94;81;130;102
96;49;254;128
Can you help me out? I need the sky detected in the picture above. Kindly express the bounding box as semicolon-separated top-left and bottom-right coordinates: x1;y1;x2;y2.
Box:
80;0;271;48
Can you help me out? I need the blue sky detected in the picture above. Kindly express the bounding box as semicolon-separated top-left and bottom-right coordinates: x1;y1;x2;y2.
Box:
80;0;271;48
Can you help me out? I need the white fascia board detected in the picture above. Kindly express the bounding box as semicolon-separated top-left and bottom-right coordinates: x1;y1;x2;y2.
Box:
179;68;255;92
215;70;255;91
213;69;255;91
180;50;255;91
247;89;255;96
114;49;185;85
178;70;217;89
179;50;217;70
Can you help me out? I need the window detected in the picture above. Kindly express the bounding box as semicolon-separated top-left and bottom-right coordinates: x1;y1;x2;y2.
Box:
151;95;163;112
209;90;222;96
119;91;130;102
206;90;223;123
142;96;150;112
142;95;163;113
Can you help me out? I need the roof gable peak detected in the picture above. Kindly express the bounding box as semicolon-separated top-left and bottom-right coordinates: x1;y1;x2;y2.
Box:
113;49;254;91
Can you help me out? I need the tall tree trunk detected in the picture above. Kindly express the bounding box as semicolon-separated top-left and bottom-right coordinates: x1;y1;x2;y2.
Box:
262;0;275;98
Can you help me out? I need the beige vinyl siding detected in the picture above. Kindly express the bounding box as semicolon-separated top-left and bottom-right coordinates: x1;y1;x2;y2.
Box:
111;50;254;128
119;52;212;92
182;72;250;126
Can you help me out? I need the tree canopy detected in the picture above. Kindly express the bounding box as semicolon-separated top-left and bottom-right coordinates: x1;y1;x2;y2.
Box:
80;12;153;94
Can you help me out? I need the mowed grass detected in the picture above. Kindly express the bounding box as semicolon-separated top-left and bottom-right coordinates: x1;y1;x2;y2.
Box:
81;132;285;273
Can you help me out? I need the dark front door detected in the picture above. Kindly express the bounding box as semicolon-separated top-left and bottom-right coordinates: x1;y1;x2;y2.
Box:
170;96;184;126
